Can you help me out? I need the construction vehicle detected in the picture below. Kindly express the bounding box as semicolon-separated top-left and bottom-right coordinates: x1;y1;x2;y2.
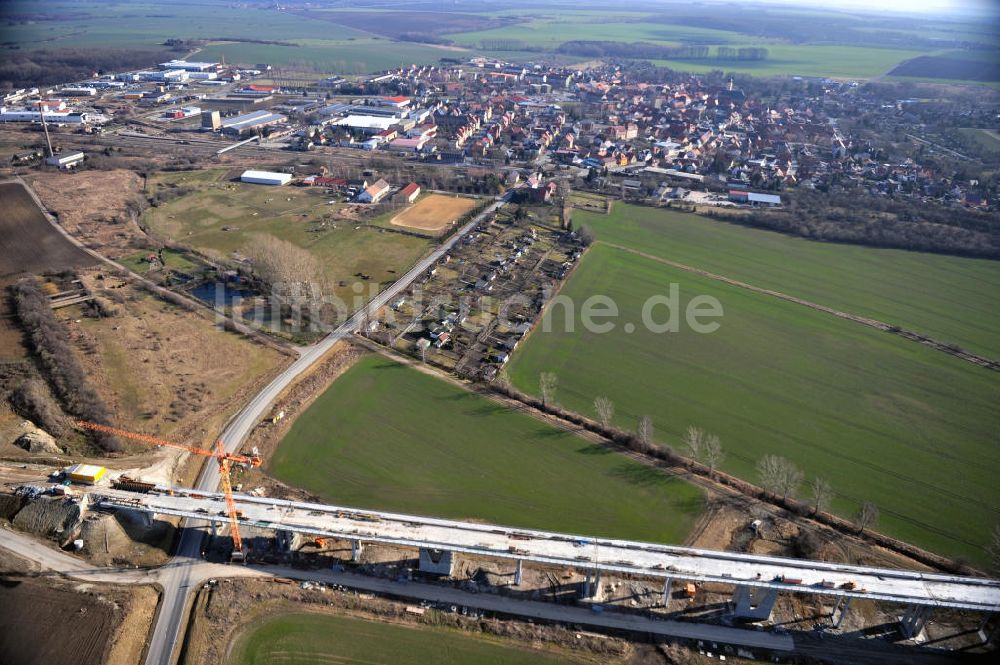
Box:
76;421;261;562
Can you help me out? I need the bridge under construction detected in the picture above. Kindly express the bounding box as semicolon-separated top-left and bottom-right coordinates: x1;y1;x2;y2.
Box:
92;483;1000;639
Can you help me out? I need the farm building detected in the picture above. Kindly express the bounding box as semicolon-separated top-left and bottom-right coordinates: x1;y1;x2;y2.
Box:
46;151;85;169
396;182;421;203
221;110;287;137
241;170;292;186
358;179;391;203
65;464;107;485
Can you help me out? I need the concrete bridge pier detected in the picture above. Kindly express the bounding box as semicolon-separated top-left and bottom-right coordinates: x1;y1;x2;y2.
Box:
979;614;998;646
593;569;603;599
418;548;455;576
900;604;930;640
832;596;852;628
661;577;673;608
732;585;779;620
351;539;364;562
513;558;523;586
210;521;218;539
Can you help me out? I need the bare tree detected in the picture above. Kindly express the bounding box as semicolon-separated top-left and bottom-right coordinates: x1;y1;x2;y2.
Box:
756;454;784;497
539;372;558;408
756;454;802;499
778;460;804;500
810;477;834;515
593;396;614;428
683;425;704;460
702;434;724;477
637;415;654;447
855;501;879;535
243;234;326;299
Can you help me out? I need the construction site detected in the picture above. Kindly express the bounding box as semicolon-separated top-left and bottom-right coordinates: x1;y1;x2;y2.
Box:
0;36;998;665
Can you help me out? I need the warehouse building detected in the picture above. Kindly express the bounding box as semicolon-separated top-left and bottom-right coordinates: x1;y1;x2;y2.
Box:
221;109;287;136
0;108;90;124
159;59;219;72
46;151;85;169
65;463;107;485
241;170;292;186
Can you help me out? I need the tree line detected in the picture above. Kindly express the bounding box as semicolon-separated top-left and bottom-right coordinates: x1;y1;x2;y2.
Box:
556;41;767;61
10;278;120;452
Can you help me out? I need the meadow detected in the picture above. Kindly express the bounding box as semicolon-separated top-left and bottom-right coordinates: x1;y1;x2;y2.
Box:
572;204;1000;358
270;355;704;544
143;170;431;306
507;243;1000;565
228;612;598;665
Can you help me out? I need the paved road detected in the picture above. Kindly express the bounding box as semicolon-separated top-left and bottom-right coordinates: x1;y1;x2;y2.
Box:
0;527;794;653
145;193;512;665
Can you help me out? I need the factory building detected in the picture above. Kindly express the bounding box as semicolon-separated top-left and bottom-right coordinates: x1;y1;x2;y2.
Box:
201;110;221;130
46;151;85;169
240;170;292;186
221;110;287;136
59;87;97;97
0;108;89;124
159;60;219;72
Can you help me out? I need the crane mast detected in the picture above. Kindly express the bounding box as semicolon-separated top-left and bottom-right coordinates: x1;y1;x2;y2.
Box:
76;421;260;561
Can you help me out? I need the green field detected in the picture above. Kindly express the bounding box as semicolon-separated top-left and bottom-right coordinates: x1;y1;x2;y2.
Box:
229;612;592;665
450;18;926;79
573;204;1000;359
143;170;431;306
507;243;1000;564
270;355;703;543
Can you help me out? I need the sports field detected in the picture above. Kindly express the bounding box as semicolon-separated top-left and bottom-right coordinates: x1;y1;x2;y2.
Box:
391;194;478;233
142;171;431;306
228;612;597;665
270;356;703;543
572;204;1000;359
507;243;1000;565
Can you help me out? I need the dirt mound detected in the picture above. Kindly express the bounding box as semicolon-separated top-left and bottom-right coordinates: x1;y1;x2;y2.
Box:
79;513;137;564
0;493;26;520
14;421;63;454
12;496;81;541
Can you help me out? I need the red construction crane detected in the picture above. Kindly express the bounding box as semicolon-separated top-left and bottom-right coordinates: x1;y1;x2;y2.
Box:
76;421;261;561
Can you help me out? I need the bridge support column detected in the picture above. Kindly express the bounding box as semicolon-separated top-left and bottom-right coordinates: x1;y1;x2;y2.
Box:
210;521;218;539
732;585;779;621
592;569;603;600
832;596;852;628
980;615;998;646
900;604;930;640
514;559;523;586
418;548;455;576
661;577;672;608
582;571;592;599
351;539;364;562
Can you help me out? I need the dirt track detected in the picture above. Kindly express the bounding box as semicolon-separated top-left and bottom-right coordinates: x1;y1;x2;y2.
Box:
0;181;96;282
391;194;477;232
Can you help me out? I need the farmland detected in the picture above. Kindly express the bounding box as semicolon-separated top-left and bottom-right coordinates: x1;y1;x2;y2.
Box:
270;355;703;543
572;204;1000;359
889;49;1000;83
0;182;96;283
390;194;478;233
142;170;432;307
506;243;1000;564
228;612;596;665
